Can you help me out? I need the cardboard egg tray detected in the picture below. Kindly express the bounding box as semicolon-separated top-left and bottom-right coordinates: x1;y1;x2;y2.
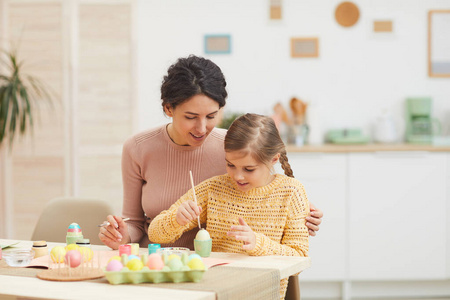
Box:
104;268;206;284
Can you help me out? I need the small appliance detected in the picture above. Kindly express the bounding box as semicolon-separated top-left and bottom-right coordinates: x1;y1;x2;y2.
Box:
405;98;441;144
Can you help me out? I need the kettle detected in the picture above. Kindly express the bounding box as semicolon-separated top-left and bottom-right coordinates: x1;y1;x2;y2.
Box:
374;110;400;144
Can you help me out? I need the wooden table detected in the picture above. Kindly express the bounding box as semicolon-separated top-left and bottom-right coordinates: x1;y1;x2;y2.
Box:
0;239;311;300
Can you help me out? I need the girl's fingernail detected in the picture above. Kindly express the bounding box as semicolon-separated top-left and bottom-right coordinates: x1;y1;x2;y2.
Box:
114;223;119;228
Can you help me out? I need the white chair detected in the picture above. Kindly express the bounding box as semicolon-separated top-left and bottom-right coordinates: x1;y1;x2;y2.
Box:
31;197;115;245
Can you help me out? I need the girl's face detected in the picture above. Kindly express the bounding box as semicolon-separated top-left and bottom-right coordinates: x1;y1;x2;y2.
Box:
165;94;220;147
225;150;279;192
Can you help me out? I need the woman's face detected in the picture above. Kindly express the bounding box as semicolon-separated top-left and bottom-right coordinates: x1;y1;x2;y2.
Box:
165;94;220;147
225;151;278;192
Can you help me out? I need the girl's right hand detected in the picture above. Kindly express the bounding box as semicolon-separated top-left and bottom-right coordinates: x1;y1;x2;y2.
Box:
176;200;201;226
98;215;131;250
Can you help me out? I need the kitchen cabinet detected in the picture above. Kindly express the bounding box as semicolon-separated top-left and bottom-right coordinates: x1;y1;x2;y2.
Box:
348;152;447;280
286;153;347;280
447;153;450;278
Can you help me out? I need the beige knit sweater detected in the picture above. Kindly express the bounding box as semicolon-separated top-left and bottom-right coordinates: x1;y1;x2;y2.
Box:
148;173;310;299
121;124;227;248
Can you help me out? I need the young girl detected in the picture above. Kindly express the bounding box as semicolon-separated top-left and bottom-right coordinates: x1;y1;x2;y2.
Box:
148;113;309;299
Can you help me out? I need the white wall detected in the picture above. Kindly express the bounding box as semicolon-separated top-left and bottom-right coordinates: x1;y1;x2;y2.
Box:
137;0;450;140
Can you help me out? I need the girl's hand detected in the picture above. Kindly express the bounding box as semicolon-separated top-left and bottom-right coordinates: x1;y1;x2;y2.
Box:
176;200;201;226
98;215;131;250
306;202;323;236
227;217;256;251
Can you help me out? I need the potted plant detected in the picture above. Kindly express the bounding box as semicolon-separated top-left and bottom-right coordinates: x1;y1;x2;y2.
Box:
217;111;243;129
0;48;54;149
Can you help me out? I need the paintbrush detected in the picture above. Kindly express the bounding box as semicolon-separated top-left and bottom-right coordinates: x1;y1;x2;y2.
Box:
98;218;130;227
189;170;202;229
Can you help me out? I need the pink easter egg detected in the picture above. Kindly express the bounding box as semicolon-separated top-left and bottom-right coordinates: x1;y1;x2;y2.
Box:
65;250;82;268
147;253;164;270
106;259;123;272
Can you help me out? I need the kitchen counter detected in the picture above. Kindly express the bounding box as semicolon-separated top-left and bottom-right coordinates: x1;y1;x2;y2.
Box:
286;143;450;153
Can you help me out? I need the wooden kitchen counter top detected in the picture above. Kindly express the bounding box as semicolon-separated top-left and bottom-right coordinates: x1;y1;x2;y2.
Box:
286;143;450;153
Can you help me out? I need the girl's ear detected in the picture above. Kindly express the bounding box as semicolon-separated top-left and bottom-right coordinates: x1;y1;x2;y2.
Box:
271;153;281;165
164;104;173;117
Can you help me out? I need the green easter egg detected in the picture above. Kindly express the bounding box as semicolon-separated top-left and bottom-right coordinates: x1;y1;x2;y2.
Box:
167;258;183;271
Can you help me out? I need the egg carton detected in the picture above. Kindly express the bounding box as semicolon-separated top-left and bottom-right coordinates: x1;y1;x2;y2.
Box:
104;268;206;284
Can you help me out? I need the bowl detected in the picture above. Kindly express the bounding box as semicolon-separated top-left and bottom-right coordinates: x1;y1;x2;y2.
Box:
2;249;35;267
156;247;190;258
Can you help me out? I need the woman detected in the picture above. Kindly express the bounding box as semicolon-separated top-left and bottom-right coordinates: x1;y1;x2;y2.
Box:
98;55;322;250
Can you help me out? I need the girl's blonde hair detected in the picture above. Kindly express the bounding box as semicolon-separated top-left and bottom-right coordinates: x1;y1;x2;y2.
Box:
224;113;294;178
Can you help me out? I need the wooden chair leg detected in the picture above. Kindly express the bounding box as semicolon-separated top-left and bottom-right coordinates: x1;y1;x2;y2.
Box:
285;275;300;300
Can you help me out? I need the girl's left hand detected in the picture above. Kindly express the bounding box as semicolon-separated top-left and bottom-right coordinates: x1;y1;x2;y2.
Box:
227;217;256;251
306;202;323;236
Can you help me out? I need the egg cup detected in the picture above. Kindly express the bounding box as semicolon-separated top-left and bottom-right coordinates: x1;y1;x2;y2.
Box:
66;235;83;245
194;239;212;257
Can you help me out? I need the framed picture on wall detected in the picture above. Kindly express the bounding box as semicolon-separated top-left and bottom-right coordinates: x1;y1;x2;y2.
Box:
428;10;450;77
373;20;393;33
269;0;282;20
291;37;319;58
204;34;231;54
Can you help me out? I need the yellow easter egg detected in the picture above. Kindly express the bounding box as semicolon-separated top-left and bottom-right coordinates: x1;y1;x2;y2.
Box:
168;254;180;261
50;246;67;263
126;258;144;271
187;257;205;270
65;244;79;252
108;255;122;263
78;247;93;262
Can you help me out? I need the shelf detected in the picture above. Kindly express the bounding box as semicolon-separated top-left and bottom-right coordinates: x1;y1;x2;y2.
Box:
286;143;450;153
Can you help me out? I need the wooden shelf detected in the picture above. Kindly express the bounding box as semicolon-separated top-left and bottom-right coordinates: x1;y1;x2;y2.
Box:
286;143;450;153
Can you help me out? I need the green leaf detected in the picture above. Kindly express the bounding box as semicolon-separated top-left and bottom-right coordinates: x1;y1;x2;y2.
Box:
0;48;55;148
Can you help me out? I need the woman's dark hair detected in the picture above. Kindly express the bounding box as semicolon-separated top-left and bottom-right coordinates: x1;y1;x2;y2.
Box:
161;55;227;113
225;113;294;178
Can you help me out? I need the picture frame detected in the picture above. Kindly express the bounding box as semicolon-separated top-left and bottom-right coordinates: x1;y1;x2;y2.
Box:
291;37;319;58
204;34;231;55
428;10;450;77
269;0;282;20
373;20;393;33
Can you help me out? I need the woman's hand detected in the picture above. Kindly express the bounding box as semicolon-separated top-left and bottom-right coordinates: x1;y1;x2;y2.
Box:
98;215;131;250
228;217;256;251
176;200;201;226
306;202;323;236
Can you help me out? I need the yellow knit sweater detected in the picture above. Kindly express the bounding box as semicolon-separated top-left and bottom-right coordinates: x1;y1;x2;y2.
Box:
148;173;310;299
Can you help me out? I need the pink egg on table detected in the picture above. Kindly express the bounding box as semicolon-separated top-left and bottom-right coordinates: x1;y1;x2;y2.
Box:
65;250;82;268
106;259;123;272
147;253;164;270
